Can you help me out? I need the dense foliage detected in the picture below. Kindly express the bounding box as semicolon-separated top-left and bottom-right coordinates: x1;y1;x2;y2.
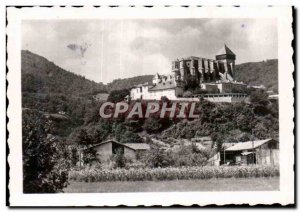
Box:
21;50;279;180
22;109;69;193
107;89;130;103
142;144;208;168
106;75;153;91
22;50;107;95
235;59;278;92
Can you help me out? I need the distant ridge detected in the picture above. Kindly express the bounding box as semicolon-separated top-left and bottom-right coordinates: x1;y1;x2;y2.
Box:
21;50;278;94
235;59;278;92
106;75;154;91
21;50;107;96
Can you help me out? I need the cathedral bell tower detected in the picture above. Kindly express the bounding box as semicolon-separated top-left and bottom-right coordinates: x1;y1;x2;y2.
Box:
215;44;236;81
172;59;183;87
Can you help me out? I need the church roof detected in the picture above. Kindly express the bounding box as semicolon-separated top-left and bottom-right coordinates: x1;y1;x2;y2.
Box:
216;44;235;56
154;73;161;78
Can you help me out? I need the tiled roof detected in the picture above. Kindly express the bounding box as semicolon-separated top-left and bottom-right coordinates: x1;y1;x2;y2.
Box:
225;139;273;151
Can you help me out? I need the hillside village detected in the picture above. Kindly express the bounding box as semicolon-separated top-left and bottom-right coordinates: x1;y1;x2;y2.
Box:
22;49;279;174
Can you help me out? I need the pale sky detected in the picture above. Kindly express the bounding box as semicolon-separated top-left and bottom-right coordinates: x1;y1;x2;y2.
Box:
22;19;277;84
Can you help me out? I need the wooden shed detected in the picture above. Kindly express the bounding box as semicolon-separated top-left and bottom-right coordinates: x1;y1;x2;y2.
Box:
84;139;150;164
208;138;279;166
223;138;279;165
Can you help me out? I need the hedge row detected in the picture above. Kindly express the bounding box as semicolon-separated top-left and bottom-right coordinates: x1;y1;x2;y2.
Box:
69;165;279;182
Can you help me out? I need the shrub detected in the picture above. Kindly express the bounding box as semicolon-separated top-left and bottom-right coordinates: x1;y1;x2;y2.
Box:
143;118;162;133
107;89;129;103
22;110;69;193
120;130;142;143
110;149;127;168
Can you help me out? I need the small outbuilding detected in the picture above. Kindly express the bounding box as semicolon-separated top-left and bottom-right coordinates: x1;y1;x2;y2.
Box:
208;138;279;166
84;139;150;164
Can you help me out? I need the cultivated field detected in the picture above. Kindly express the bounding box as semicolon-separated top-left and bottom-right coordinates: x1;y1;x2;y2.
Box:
64;177;279;193
69;166;279;182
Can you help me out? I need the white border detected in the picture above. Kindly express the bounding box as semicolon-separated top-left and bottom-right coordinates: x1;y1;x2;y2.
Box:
7;6;294;206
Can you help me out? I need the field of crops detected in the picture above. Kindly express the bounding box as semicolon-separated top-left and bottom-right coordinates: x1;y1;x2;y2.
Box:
65;177;279;193
69;165;279;182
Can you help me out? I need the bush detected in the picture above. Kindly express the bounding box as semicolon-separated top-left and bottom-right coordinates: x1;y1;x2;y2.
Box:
141;146;173;168
108;89;129;103
120;130;142;143
143;118;162;133
22;110;69;193
110;149;127;168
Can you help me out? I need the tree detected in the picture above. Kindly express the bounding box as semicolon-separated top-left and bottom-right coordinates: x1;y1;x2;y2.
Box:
120;130;142;143
113;123;127;142
74;128;91;145
22;110;69;193
107;89;129;103
249;89;269;104
111;149;127;168
142;146;173;168
143;118;162;133
70;147;79;166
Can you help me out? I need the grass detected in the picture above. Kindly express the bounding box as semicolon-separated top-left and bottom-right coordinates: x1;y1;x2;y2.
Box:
64;177;279;193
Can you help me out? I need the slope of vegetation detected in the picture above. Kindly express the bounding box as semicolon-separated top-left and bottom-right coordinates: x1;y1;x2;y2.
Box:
21;50;108;133
21;50;279;192
235;59;278;92
106;75;154;91
22;50;107;95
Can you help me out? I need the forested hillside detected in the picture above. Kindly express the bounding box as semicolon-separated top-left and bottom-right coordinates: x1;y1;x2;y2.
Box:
21;50;278;140
21;50;107;134
235;59;278;92
22;50;107;96
105;60;279;92
106;75;154;91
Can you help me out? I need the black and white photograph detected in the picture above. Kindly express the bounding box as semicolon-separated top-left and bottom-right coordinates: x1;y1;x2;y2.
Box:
6;6;294;206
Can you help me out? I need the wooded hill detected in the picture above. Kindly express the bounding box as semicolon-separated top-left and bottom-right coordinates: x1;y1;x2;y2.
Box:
21;50;278;139
21;50;107;96
22;50;278;95
235;59;278;92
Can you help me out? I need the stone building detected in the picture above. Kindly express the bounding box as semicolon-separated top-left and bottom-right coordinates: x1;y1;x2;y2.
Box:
130;44;247;102
171;44;236;84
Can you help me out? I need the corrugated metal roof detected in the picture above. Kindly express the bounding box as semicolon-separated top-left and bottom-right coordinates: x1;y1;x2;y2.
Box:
124;143;151;150
225;139;273;151
222;142;237;149
241;152;254;156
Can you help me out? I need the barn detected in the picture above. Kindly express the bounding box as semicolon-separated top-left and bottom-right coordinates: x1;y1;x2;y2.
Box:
208;138;279;166
84;139;150;164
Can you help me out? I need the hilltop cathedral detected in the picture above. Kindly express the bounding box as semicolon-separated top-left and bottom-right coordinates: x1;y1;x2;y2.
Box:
130;45;247;103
